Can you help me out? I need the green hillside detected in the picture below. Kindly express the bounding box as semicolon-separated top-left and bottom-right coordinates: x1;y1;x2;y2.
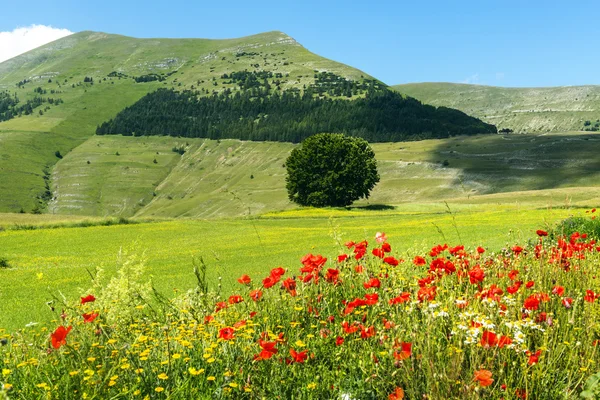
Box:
48;132;600;219
0;30;378;213
394;82;600;133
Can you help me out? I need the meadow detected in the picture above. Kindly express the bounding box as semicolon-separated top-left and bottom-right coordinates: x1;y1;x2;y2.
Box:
0;203;585;332
0;207;599;399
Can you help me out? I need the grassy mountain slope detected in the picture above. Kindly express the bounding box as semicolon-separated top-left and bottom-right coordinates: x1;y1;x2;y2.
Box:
49;132;600;218
0;30;376;213
394;82;600;133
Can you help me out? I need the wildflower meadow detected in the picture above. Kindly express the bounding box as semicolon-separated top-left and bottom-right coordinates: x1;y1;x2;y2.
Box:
1;211;600;399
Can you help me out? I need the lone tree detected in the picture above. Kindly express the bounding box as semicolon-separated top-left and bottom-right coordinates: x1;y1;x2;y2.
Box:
286;133;379;207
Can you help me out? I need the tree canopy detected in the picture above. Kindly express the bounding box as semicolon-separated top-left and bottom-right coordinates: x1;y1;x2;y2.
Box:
96;87;497;142
285;133;379;207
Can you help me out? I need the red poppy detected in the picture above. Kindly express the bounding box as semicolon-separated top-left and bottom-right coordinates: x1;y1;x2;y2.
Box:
449;245;464;256
237;274;251;285
388;387;405;400
219;327;235;341
337;254;348;263
228;295;244;304
342;321;359;334
204;315;214;324
363;277;381;289
507;281;522;294
335;336;344;346
360;325;375;339
473;369;494;387
50;325;72;349
249;289;263;301
512;245;524;255
289;348;308;364
325;269;341;284
417;286;437;302
389;292;411;305
364;293;379;305
468;266;485;284
262;275;278;289
480;330;498;348
508;269;519;280
82;312;99;324
525;281;535;289
527;349;541;365
585;290;598;303
254;340;278;360
552;286;565;296
381;242;391;253
233;320;247;328
393;341;412;360
429;244;448;257
523;295;540;310
562;297;573;308
476;246;486;254
80;295;96;304
383;256;400;266
270;267;285;278
354;265;364;273
372;248;385;258
413;256;427;266
215;301;228;312
536;230;548;237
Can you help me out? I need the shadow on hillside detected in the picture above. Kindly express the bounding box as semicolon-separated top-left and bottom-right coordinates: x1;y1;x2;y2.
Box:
427;133;600;197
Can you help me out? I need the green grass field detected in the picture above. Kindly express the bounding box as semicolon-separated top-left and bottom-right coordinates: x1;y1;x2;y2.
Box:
394;82;600;133
0;204;583;331
43;132;600;218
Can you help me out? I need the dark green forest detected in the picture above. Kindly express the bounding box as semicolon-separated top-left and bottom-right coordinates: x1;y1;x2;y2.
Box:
0;91;64;122
96;87;497;142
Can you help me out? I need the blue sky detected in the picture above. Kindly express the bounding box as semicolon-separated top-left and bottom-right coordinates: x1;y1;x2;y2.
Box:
1;0;598;87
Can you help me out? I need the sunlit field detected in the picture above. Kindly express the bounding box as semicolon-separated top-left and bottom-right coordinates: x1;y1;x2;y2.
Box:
1;209;599;399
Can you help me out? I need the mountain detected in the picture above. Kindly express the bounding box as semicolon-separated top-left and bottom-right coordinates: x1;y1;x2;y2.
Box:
0;31;495;215
393;82;600;133
0;30;379;213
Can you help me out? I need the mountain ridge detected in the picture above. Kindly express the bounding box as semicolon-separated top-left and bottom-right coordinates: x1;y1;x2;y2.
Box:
393;82;600;132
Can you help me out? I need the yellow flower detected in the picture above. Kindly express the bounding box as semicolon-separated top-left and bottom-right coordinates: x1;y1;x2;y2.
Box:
108;381;117;387
188;367;204;376
307;382;317;389
135;368;144;374
229;382;239;388
133;389;141;395
69;371;80;376
155;387;164;393
87;357;96;362
2;369;11;376
157;373;168;380
295;340;306;348
207;376;216;381
207;358;216;363
2;383;13;391
172;353;181;359
121;363;130;370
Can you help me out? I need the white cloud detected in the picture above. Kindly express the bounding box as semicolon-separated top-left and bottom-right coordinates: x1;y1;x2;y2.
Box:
0;25;73;63
462;73;479;84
